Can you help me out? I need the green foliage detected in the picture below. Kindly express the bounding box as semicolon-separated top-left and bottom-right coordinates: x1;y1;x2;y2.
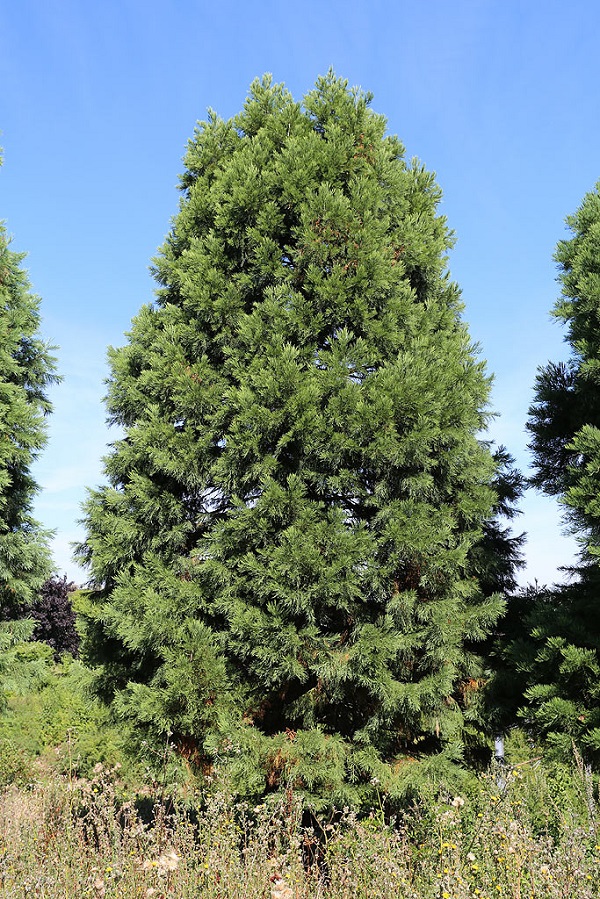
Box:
522;184;600;761
0;223;57;611
0;155;58;712
79;72;516;805
0;619;31;708
0;655;141;784
528;184;600;536
0;625;53;783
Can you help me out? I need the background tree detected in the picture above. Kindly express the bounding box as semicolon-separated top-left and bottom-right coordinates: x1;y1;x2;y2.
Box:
469;446;525;599
524;183;600;761
80;73;518;804
469;447;526;742
0;153;58;705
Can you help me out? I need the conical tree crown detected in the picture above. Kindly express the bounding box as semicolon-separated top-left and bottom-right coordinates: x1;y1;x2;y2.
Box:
81;73;506;802
529;184;600;533
524;183;600;762
0;155;57;708
0;185;56;614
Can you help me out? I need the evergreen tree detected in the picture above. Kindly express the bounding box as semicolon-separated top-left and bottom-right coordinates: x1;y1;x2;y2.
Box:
0;154;58;703
470;448;526;740
80;73;512;803
525;183;600;761
470;447;525;599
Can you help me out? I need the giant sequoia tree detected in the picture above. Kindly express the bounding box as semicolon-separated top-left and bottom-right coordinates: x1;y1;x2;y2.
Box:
80;74;510;802
525;184;600;760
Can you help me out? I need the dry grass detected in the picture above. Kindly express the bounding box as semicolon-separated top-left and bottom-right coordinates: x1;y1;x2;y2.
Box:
1;762;600;898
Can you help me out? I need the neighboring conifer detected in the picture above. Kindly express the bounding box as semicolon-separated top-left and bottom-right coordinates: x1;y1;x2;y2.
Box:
0;154;58;704
0;234;55;612
80;73;513;803
524;184;600;761
470;448;526;742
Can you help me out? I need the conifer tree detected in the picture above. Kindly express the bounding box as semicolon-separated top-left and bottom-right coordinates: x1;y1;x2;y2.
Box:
80;73;511;803
0;155;58;704
525;184;600;761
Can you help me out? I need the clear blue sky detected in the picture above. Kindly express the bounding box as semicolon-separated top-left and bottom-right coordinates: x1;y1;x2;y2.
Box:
2;0;597;584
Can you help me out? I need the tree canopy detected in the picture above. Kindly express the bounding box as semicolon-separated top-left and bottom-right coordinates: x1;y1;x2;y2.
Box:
79;73;516;804
0;227;56;611
0;155;58;705
524;183;600;760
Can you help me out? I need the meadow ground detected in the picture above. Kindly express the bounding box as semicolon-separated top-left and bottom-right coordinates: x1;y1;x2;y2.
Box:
1;754;600;898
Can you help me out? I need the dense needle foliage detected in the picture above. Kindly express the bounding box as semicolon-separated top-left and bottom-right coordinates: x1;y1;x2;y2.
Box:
79;73;515;805
0;225;56;612
522;184;600;761
0;156;57;705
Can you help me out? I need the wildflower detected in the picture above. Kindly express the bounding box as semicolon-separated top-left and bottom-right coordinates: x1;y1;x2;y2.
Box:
270;872;294;899
451;796;465;808
157;850;179;874
93;877;105;897
467;852;476;862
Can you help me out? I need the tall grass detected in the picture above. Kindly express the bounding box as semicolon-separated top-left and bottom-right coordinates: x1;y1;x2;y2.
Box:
1;756;600;898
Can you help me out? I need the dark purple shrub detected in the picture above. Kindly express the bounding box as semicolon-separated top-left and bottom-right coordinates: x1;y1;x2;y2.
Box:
28;575;80;660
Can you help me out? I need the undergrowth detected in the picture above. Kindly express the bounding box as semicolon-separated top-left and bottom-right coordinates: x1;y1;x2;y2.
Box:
2;660;600;896
1;752;600;898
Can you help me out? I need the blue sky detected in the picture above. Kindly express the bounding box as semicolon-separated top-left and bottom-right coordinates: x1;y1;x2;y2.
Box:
2;0;598;584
